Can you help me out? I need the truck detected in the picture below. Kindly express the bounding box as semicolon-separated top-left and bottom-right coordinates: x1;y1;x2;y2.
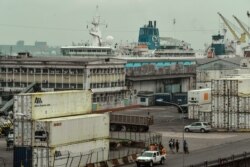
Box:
110;113;153;132
136;150;166;167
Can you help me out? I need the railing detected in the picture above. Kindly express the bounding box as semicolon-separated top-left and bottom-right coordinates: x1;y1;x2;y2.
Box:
109;131;162;160
110;131;162;144
189;152;250;167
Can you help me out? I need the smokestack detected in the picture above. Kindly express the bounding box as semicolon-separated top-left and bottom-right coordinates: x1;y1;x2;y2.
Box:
149;21;153;27
154;21;156;28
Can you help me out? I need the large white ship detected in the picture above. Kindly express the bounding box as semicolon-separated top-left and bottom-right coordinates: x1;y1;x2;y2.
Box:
61;7;115;57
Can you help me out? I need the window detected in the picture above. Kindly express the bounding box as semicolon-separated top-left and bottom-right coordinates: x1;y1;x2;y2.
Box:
140;97;146;102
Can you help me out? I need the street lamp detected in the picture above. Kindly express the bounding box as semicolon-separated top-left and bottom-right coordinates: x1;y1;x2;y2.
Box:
156;99;185;167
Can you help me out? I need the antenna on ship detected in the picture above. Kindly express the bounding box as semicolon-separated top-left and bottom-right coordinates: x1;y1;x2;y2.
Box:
87;5;109;47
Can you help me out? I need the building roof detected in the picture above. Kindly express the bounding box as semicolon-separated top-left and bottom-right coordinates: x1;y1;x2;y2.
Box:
0;56;126;66
117;56;197;63
196;57;243;66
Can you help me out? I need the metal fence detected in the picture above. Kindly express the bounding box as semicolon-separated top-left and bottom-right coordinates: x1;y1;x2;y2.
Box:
110;131;162;145
189;152;250;167
109;131;162;160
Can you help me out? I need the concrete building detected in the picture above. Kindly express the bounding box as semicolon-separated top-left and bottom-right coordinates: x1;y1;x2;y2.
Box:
0;56;128;110
0;40;60;56
124;57;196;95
196;57;243;89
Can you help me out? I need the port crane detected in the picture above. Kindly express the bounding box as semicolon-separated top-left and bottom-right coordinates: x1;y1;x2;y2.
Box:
233;15;250;39
218;12;246;43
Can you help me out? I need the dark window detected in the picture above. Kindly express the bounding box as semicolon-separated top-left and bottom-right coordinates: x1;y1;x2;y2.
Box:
140;97;146;102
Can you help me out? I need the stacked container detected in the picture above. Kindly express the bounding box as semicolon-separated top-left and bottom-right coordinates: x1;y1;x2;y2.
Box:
13;90;110;167
211;77;250;130
188;88;211;121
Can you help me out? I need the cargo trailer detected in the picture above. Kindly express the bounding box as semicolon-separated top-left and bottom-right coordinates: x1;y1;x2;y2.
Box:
14;114;109;147
110;113;153;132
14;90;92;120
14;139;109;167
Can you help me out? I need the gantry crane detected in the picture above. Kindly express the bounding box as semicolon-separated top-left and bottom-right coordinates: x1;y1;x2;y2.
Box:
233;15;250;39
218;12;246;43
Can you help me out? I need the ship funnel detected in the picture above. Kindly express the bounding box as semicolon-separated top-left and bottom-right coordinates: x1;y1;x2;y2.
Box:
148;21;153;27
154;21;156;27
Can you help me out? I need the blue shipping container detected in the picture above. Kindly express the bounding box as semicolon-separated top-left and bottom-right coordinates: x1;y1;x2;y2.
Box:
14;146;32;167
172;92;188;105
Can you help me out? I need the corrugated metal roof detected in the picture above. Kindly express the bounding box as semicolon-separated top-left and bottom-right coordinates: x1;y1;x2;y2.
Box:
0;56;126;63
196;57;243;66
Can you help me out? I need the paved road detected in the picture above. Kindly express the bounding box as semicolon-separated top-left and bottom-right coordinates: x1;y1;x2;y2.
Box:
122;137;250;167
165;137;250;167
117;106;250;166
1;106;250;167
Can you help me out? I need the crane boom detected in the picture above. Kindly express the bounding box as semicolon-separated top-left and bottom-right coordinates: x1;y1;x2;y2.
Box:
233;15;250;38
218;12;240;41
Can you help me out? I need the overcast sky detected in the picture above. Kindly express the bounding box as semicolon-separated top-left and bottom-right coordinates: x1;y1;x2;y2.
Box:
0;0;249;50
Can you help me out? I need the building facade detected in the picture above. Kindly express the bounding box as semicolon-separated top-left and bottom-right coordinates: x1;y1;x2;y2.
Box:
0;56;128;110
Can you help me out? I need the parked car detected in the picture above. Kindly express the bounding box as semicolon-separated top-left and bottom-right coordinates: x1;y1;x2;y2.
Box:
184;122;212;133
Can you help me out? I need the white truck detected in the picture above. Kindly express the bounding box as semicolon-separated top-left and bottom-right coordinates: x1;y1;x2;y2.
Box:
136;151;166;167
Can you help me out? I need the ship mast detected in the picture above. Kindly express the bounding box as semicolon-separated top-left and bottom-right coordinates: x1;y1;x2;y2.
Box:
89;6;102;46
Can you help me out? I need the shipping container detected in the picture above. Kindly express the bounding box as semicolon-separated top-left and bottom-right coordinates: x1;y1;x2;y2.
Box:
212;78;250;97
199;103;211;112
188;104;211;120
172;92;187;105
14;139;109;167
14;90;92;120
188;88;211;105
211;96;250;130
199;111;211;123
188;105;199;119
14;146;33;167
211;112;250;129
212;96;250;115
14;120;32;146
14;114;109;147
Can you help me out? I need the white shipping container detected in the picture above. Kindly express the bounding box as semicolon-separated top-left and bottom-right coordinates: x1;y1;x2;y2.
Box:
198;111;211;123
188;104;211;120
212;96;250;114
188;105;199;119
32;139;109;167
36;114;109;147
212;78;250;96
14;120;32;146
199;103;211;112
14;114;109;147
212;112;250;129
188;88;211;105
14;90;92;120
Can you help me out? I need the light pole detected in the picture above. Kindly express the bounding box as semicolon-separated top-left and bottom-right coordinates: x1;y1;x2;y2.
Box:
156;99;185;167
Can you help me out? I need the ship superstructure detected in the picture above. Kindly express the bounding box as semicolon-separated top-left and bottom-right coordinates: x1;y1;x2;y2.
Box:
61;7;114;57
